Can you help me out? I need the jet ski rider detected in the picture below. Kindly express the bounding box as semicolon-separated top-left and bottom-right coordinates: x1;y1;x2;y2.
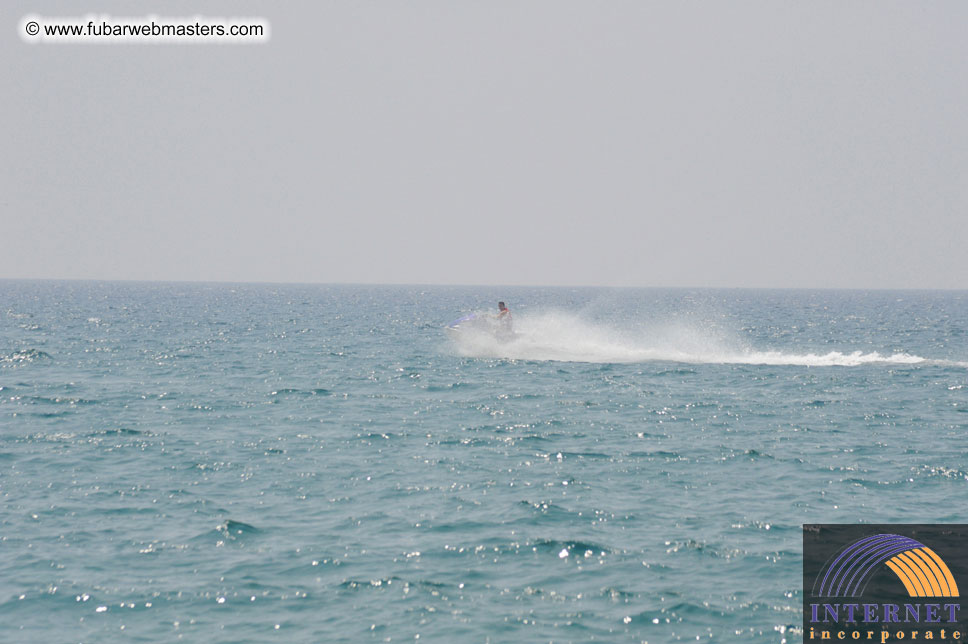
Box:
497;301;512;330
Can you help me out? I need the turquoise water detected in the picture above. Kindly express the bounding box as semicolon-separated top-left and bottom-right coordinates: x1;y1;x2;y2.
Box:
2;282;967;643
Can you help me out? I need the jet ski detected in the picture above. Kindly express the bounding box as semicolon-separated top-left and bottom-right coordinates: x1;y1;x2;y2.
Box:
446;312;518;342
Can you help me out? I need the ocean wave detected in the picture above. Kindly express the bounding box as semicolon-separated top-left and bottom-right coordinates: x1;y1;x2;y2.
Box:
1;348;52;365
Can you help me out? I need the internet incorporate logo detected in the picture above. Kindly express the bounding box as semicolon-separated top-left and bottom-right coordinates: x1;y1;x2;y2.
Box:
803;525;966;643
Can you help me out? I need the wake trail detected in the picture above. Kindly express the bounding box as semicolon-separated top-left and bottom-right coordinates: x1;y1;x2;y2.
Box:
445;311;968;368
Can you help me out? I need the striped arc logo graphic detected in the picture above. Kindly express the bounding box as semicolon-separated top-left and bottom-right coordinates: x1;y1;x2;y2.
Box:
815;533;960;598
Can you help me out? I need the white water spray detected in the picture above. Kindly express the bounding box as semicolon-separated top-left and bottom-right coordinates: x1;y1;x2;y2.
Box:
446;311;963;367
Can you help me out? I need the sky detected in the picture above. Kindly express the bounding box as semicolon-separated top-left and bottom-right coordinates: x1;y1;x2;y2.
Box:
2;1;967;289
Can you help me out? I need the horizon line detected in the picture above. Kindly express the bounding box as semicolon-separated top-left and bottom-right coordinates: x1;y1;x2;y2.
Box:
0;276;965;293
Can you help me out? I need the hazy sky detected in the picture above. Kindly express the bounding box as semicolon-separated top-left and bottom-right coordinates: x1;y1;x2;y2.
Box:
3;1;967;288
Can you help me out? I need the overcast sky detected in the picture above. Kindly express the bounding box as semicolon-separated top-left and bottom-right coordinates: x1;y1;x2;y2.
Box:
2;1;966;288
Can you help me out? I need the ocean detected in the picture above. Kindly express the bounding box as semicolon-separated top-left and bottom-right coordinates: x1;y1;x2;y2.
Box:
2;281;966;643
